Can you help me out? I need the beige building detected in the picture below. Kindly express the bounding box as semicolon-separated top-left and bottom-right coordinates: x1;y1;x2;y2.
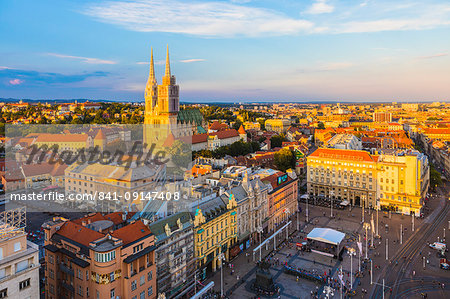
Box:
307;148;429;215
65;162;166;209
43;214;157;299
0;209;40;299
265;119;291;134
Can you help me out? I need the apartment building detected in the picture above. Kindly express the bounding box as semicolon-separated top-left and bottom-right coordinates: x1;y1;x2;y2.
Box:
265;119;291;134
372;112;392;123
261;170;298;232
307;148;429;215
147;212;195;298
43;214;157;299
307;148;378;208
327;134;362;150
192;194;237;280
0;209;39;299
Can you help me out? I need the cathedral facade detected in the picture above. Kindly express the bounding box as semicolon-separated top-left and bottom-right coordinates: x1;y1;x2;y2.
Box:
144;46;204;146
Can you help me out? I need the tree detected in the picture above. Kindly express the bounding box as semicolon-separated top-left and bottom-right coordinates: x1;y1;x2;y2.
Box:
270;134;285;148
232;120;243;131
430;166;442;189
274;148;295;172
317;122;325;129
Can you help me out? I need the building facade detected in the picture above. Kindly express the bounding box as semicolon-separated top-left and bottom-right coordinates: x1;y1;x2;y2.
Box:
147;212;195;299
192;194;237;280
0;211;39;299
43;215;157;299
307;148;429;215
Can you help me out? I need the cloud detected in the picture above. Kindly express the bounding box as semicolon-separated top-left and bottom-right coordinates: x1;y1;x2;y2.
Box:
0;68;109;86
46;53;117;64
305;0;334;15
335;18;450;34
9;79;24;85
360;0;369;7
417;53;448;59
179;59;206;63
136;60;164;65
81;0;314;37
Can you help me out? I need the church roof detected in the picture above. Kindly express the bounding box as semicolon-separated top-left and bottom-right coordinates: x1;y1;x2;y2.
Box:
177;109;203;126
238;125;246;135
197;125;207;134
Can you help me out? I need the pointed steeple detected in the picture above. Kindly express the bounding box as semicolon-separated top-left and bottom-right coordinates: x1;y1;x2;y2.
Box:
165;44;171;78
149;47;156;85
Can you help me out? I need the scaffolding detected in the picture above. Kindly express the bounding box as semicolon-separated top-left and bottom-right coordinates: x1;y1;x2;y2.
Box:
0;207;26;240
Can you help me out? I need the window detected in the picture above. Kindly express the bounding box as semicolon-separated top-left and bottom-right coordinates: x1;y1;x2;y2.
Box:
19;278;30;290
14;242;21;252
94;251;116;262
0;248;2;260
48;254;54;264
87;287;89;297
16;260;29;273
49;269;54;279
140;275;145;286
133;244;143;253
147;270;153;281
110;272;115;282
77;285;83;296
148;286;153;296
77;269;83;280
110;288;115;299
140;291;145;299
131;280;137;291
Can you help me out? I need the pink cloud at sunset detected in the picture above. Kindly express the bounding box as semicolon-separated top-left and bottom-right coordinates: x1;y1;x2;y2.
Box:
9;79;24;85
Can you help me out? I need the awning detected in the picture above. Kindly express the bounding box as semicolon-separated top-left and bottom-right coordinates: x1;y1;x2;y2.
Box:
307;228;345;245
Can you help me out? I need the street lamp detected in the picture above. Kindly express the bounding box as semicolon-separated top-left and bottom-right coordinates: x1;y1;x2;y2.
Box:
285;208;290;240
306;194;309;223
330;190;335;218
257;226;263;262
218;252;225;298
348;247;356;288
363;223;370;259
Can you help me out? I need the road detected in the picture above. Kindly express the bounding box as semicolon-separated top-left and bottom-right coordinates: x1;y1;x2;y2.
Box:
372;183;450;299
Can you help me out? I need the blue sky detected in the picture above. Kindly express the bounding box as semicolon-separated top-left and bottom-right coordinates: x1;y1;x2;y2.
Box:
1;0;450;102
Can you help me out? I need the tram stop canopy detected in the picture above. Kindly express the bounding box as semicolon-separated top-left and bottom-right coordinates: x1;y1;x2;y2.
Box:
307;228;345;258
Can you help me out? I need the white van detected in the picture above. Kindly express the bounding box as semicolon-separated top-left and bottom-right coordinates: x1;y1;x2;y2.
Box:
429;242;446;251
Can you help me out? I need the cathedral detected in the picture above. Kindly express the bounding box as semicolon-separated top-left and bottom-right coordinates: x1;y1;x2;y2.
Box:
143;46;205;146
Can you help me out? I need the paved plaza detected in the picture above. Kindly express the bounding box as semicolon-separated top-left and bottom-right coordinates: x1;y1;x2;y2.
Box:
206;187;450;298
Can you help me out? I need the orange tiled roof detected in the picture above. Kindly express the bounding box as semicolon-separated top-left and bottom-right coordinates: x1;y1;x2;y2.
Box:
111;220;151;246
210;129;239;140
309;148;375;162
35;133;89;143
57;221;104;247
104;212;137;225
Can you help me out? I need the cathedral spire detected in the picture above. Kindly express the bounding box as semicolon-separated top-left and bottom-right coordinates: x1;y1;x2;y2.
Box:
165;44;171;78
149;47;156;84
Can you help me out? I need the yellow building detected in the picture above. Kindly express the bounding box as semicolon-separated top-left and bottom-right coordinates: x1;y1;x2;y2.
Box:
265;119;291;134
32;133;92;152
193;194;237;279
307;148;429;216
377;152;429;215
243;121;261;130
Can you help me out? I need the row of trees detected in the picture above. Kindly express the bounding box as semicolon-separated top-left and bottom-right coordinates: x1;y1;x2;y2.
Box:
193;140;261;159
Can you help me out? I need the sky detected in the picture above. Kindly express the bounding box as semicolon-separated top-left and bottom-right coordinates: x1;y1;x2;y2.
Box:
1;0;450;102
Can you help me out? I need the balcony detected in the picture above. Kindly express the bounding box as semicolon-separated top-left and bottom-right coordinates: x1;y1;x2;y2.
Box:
59;263;74;276
61;280;74;292
139;265;145;272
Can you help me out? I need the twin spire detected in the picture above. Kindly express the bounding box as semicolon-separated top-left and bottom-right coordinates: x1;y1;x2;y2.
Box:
148;45;171;86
